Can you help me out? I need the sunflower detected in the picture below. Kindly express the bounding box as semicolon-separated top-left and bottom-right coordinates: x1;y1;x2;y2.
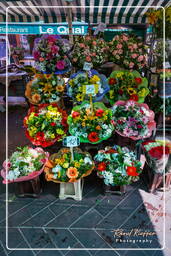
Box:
76;93;84;102
56;85;64;92
43;83;53;93
31;93;41;103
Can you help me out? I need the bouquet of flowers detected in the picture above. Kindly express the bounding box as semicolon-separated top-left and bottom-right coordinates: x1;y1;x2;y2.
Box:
106;70;149;105
24;104;68;147
44;148;94;183
72;35;108;68
1;146;49;184
67;70;109;103
94;146;142;186
112;100;156;140
108;33;147;70
33;35;71;74
142;140;170;174
67;101;114;144
25;74;65;105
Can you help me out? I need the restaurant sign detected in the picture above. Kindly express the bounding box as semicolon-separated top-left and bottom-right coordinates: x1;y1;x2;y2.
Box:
0;22;88;35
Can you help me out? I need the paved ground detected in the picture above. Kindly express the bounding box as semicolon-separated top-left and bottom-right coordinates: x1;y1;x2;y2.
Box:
0;105;171;256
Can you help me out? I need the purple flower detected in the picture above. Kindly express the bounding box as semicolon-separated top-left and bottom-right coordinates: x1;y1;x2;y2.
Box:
56;60;65;70
51;45;59;54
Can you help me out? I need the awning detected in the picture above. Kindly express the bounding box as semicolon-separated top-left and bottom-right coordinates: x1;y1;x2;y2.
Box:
0;0;170;25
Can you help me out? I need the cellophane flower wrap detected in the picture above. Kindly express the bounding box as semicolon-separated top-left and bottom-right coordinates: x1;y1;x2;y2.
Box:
108;33;147;70
67;70;109;103
67;101;114;144
72;35;108;68
25;74;65;105
142;140;170;174
112;100;156;140
33;35;71;74
44;148;94;183
24;104;68;147
1;146;49;184
94;146;142;186
106;70;149;105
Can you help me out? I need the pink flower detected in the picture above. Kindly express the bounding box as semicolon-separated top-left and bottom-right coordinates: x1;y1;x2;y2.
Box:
79;43;85;48
115;35;119;40
46;52;53;59
56;60;65;70
118;49;123;54
129;62;134;68
131;53;138;59
123;127;131;136
40;158;46;164
86;56;91;62
33;51;40;60
122;35;128;41
116;44;122;49
92;52;96;56
85;36;91;41
133;44;138;49
51;45;59;54
138;55;144;62
47;35;56;43
137;125;143;129
3;160;11;171
92;41;97;46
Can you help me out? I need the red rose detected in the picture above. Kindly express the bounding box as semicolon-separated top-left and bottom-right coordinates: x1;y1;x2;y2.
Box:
126;166;139;176
134;77;142;84
95;109;104;117
118;89;123;95
36;132;45;141
50;122;56;127
34;113;38;117
88;132;99;142
130;94;139;101
117;120;123;124
97;162;106;172
72;111;80;118
109;78;117;85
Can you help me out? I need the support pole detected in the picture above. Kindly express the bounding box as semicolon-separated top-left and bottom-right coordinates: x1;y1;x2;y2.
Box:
66;1;74;44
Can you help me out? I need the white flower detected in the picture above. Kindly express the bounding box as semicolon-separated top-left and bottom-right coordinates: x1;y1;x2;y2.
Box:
7;171;16;181
52;165;61;173
84;157;92;165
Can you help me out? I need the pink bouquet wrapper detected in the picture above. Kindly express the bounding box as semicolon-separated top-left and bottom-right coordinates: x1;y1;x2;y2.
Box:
1;149;49;184
113;100;156;141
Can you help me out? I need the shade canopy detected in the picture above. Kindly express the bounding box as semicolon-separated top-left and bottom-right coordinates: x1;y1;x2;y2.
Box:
0;0;170;24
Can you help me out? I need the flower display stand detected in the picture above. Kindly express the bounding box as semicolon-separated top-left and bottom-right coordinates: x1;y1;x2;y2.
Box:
59;179;83;201
14;176;42;198
103;184;126;196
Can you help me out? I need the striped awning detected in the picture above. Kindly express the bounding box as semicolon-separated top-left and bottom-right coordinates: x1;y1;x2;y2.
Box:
0;0;170;24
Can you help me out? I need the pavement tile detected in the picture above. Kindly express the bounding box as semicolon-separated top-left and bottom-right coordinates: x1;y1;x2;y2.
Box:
93;249;119;256
0;242;8;256
70;229;111;250
48;204;72;217
46;205;89;228
64;249;91;256
36;249;62;256
20;228;55;249
20;208;56;227
70;209;102;228
0;228;24;249
44;228;77;249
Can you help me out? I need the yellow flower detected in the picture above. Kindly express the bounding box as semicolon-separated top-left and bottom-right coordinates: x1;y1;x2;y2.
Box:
43;83;53;93
56;85;64;92
138;88;148;97
69;79;74;87
109;90;114;99
50;134;55;139
116;72;124;78
63;162;69;168
82;122;86;127
56;129;64;135
127;88;136;95
76;93;84;102
74;162;80;168
90;75;100;83
58;171;61;178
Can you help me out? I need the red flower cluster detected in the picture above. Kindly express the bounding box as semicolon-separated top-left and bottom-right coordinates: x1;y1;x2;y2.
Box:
72;111;80;118
109;78;117;85
148;146;170;160
130;94;139;101
97;162;106;172
95;109;104;117
88;132;99;142
134;77;142;84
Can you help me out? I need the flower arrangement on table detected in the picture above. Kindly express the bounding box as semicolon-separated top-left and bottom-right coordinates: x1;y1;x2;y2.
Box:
1;146;49;184
44;148;94;183
24;104;68;147
112;100;156;140
25;74;65;105
94;146;142;186
67;101;114;144
106;70;149;105
142;140;170;174
67;70;109;103
72;35;108;68
33;35;71;74
108;33;147;70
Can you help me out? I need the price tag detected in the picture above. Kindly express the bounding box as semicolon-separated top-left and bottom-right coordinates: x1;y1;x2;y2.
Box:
82;84;99;95
83;62;93;71
63;136;80;147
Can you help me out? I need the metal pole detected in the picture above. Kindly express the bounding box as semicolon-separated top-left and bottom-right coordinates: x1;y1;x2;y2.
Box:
66;1;74;44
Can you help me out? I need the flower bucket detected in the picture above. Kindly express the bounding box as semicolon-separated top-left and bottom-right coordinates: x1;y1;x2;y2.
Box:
103;184;126;195
158;80;171;98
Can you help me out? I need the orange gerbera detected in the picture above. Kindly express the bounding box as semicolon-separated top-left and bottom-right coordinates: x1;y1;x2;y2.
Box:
43;83;53;93
66;167;78;179
56;85;64;92
32;93;41;103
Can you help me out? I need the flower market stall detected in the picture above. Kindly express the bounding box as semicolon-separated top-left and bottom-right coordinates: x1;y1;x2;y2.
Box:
1;0;171;200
